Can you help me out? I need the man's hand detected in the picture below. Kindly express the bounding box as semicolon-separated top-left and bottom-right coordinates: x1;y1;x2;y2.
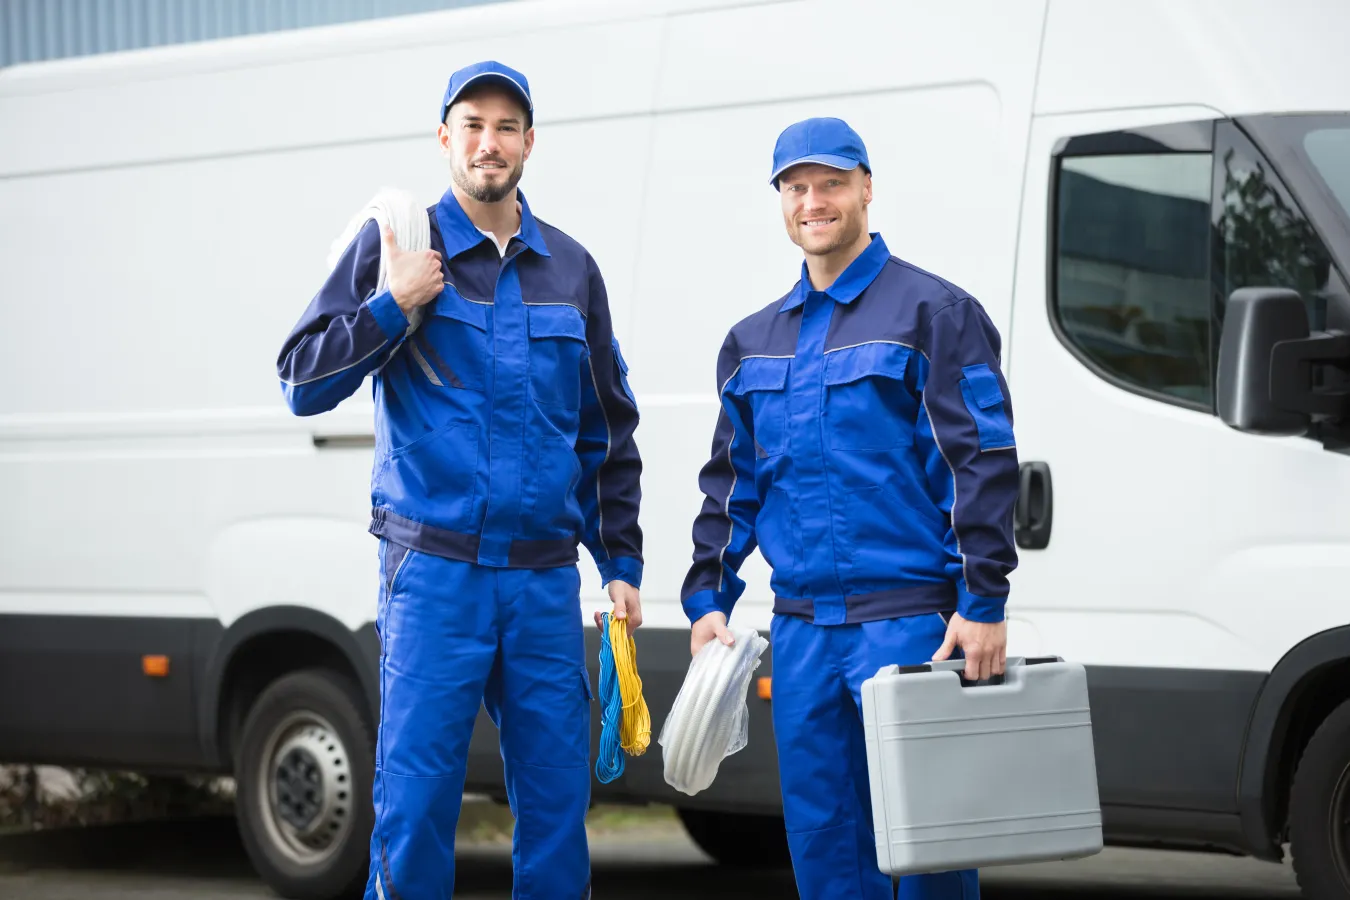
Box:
690;611;734;657
932;612;1007;681
594;580;642;635
381;225;444;314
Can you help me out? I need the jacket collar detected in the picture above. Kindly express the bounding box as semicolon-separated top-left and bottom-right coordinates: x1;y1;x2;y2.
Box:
780;232;889;312
435;185;551;260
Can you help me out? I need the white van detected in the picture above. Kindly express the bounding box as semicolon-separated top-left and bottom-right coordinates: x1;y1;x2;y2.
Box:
2;0;1348;896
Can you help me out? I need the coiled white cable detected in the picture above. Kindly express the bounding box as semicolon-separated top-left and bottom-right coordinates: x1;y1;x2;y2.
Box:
659;625;770;796
328;187;431;334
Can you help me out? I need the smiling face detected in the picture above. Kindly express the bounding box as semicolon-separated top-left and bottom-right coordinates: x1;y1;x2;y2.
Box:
438;84;534;204
777;162;872;257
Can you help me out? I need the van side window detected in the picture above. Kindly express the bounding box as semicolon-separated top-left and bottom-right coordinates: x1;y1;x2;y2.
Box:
1054;153;1214;408
1213;122;1336;335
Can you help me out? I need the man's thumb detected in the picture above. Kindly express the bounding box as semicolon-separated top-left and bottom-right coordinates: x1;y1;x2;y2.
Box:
380;224;400;254
932;629;957;662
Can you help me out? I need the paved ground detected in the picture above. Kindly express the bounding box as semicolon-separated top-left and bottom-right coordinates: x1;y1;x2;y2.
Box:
0;815;1305;899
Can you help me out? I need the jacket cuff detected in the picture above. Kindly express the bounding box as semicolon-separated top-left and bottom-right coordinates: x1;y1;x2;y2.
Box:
598;556;643;590
682;588;732;625
957;582;1006;623
366;290;409;340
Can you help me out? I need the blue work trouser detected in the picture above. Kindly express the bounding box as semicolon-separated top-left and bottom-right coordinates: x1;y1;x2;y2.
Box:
770;611;980;900
365;542;593;900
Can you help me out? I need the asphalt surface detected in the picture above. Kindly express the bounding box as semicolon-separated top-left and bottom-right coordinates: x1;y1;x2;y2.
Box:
0;816;1305;899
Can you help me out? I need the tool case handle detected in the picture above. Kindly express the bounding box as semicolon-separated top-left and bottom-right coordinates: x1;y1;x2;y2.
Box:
890;656;1063;688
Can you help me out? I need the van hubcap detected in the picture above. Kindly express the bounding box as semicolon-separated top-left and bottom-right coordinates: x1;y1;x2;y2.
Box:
258;712;352;866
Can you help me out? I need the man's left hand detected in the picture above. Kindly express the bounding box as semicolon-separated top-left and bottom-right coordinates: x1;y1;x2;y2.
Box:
931;613;1007;681
595;581;642;635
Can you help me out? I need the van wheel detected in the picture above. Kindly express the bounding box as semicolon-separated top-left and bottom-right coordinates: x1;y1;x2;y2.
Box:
1289;697;1350;898
235;669;374;900
676;808;791;868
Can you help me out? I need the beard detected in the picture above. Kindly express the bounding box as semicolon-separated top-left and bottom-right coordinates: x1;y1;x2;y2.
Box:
796;214;863;256
452;155;524;203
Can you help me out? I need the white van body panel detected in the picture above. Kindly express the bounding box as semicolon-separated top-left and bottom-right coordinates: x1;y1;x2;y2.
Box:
1;0;1348;875
1035;0;1350;118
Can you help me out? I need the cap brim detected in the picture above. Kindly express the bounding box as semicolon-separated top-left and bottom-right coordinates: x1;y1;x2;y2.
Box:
443;72;533;119
769;153;861;187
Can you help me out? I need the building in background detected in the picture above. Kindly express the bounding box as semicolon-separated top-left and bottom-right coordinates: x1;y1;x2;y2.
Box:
1;0;508;68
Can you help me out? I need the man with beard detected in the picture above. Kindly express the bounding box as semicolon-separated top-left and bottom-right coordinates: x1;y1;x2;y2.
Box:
276;60;643;900
680;117;1019;899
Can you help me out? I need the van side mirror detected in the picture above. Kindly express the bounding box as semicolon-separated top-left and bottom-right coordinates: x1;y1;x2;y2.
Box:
1216;287;1350;436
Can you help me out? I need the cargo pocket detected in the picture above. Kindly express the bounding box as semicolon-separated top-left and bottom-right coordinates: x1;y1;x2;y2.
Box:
420;289;489;391
756;487;803;595
528;304;589;410
824;343;916;451
384;421;480;532
522;435;582;533
959;363;1015;451
732;357;791;458
579;666;595;703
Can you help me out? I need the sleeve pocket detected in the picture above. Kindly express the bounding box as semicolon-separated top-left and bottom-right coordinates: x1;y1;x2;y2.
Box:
959;364;1015;451
611;336;638;410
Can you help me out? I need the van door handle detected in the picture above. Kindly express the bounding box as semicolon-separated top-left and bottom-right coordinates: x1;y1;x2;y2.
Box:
1014;461;1053;550
312;434;375;449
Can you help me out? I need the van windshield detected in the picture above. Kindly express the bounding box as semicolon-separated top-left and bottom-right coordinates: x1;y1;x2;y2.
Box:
1304;126;1350;225
1241;113;1350;281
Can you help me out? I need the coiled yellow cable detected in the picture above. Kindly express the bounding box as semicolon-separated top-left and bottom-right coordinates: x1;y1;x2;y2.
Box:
610;613;651;755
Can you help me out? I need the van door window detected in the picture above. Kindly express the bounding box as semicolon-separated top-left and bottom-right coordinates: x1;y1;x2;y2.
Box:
1213;122;1338;336
1053;151;1214;409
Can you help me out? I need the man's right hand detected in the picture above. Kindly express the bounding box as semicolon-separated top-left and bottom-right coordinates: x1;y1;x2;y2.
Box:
691;611;735;657
382;225;444;314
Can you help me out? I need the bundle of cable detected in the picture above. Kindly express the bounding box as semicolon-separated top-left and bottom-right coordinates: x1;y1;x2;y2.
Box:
327;187;431;334
658;625;770;796
595;612;651;784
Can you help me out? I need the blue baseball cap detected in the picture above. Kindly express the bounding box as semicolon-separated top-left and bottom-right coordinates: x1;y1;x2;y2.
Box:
769;117;870;189
440;60;533;125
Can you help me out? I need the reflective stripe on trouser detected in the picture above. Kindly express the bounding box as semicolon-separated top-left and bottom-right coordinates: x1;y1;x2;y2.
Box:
769;610;980;900
364;544;593;900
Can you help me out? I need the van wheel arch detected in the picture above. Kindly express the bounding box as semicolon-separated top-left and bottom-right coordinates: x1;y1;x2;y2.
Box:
1237;625;1350;861
197;607;379;768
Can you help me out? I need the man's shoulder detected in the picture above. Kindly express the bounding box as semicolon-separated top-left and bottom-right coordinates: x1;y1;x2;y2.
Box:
533;217;592;268
874;254;994;331
878;254;969;303
726;283;799;343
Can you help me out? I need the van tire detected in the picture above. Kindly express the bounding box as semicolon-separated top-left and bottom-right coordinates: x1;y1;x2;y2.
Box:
676;808;791;868
1289;697;1350;899
234;669;374;900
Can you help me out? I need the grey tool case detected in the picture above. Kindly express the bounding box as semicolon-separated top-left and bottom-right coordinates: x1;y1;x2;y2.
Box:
862;656;1103;877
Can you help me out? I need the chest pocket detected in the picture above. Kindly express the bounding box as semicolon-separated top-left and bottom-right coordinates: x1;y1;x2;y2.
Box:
417;289;489;391
527;304;588;410
824;342;916;451
732;356;791;458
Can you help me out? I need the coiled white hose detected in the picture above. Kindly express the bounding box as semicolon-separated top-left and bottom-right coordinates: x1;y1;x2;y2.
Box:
659;625;770;796
328;187;430;334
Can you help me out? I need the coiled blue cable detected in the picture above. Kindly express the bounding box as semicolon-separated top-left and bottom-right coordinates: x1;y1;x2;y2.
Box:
595;612;625;783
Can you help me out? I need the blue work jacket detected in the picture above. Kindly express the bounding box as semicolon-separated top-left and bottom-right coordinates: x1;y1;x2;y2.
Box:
277;188;643;587
682;233;1017;625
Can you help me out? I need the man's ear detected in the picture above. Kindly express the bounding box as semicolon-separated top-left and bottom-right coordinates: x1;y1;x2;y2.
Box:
437;122;452;160
863;172;873;206
523;125;535;162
